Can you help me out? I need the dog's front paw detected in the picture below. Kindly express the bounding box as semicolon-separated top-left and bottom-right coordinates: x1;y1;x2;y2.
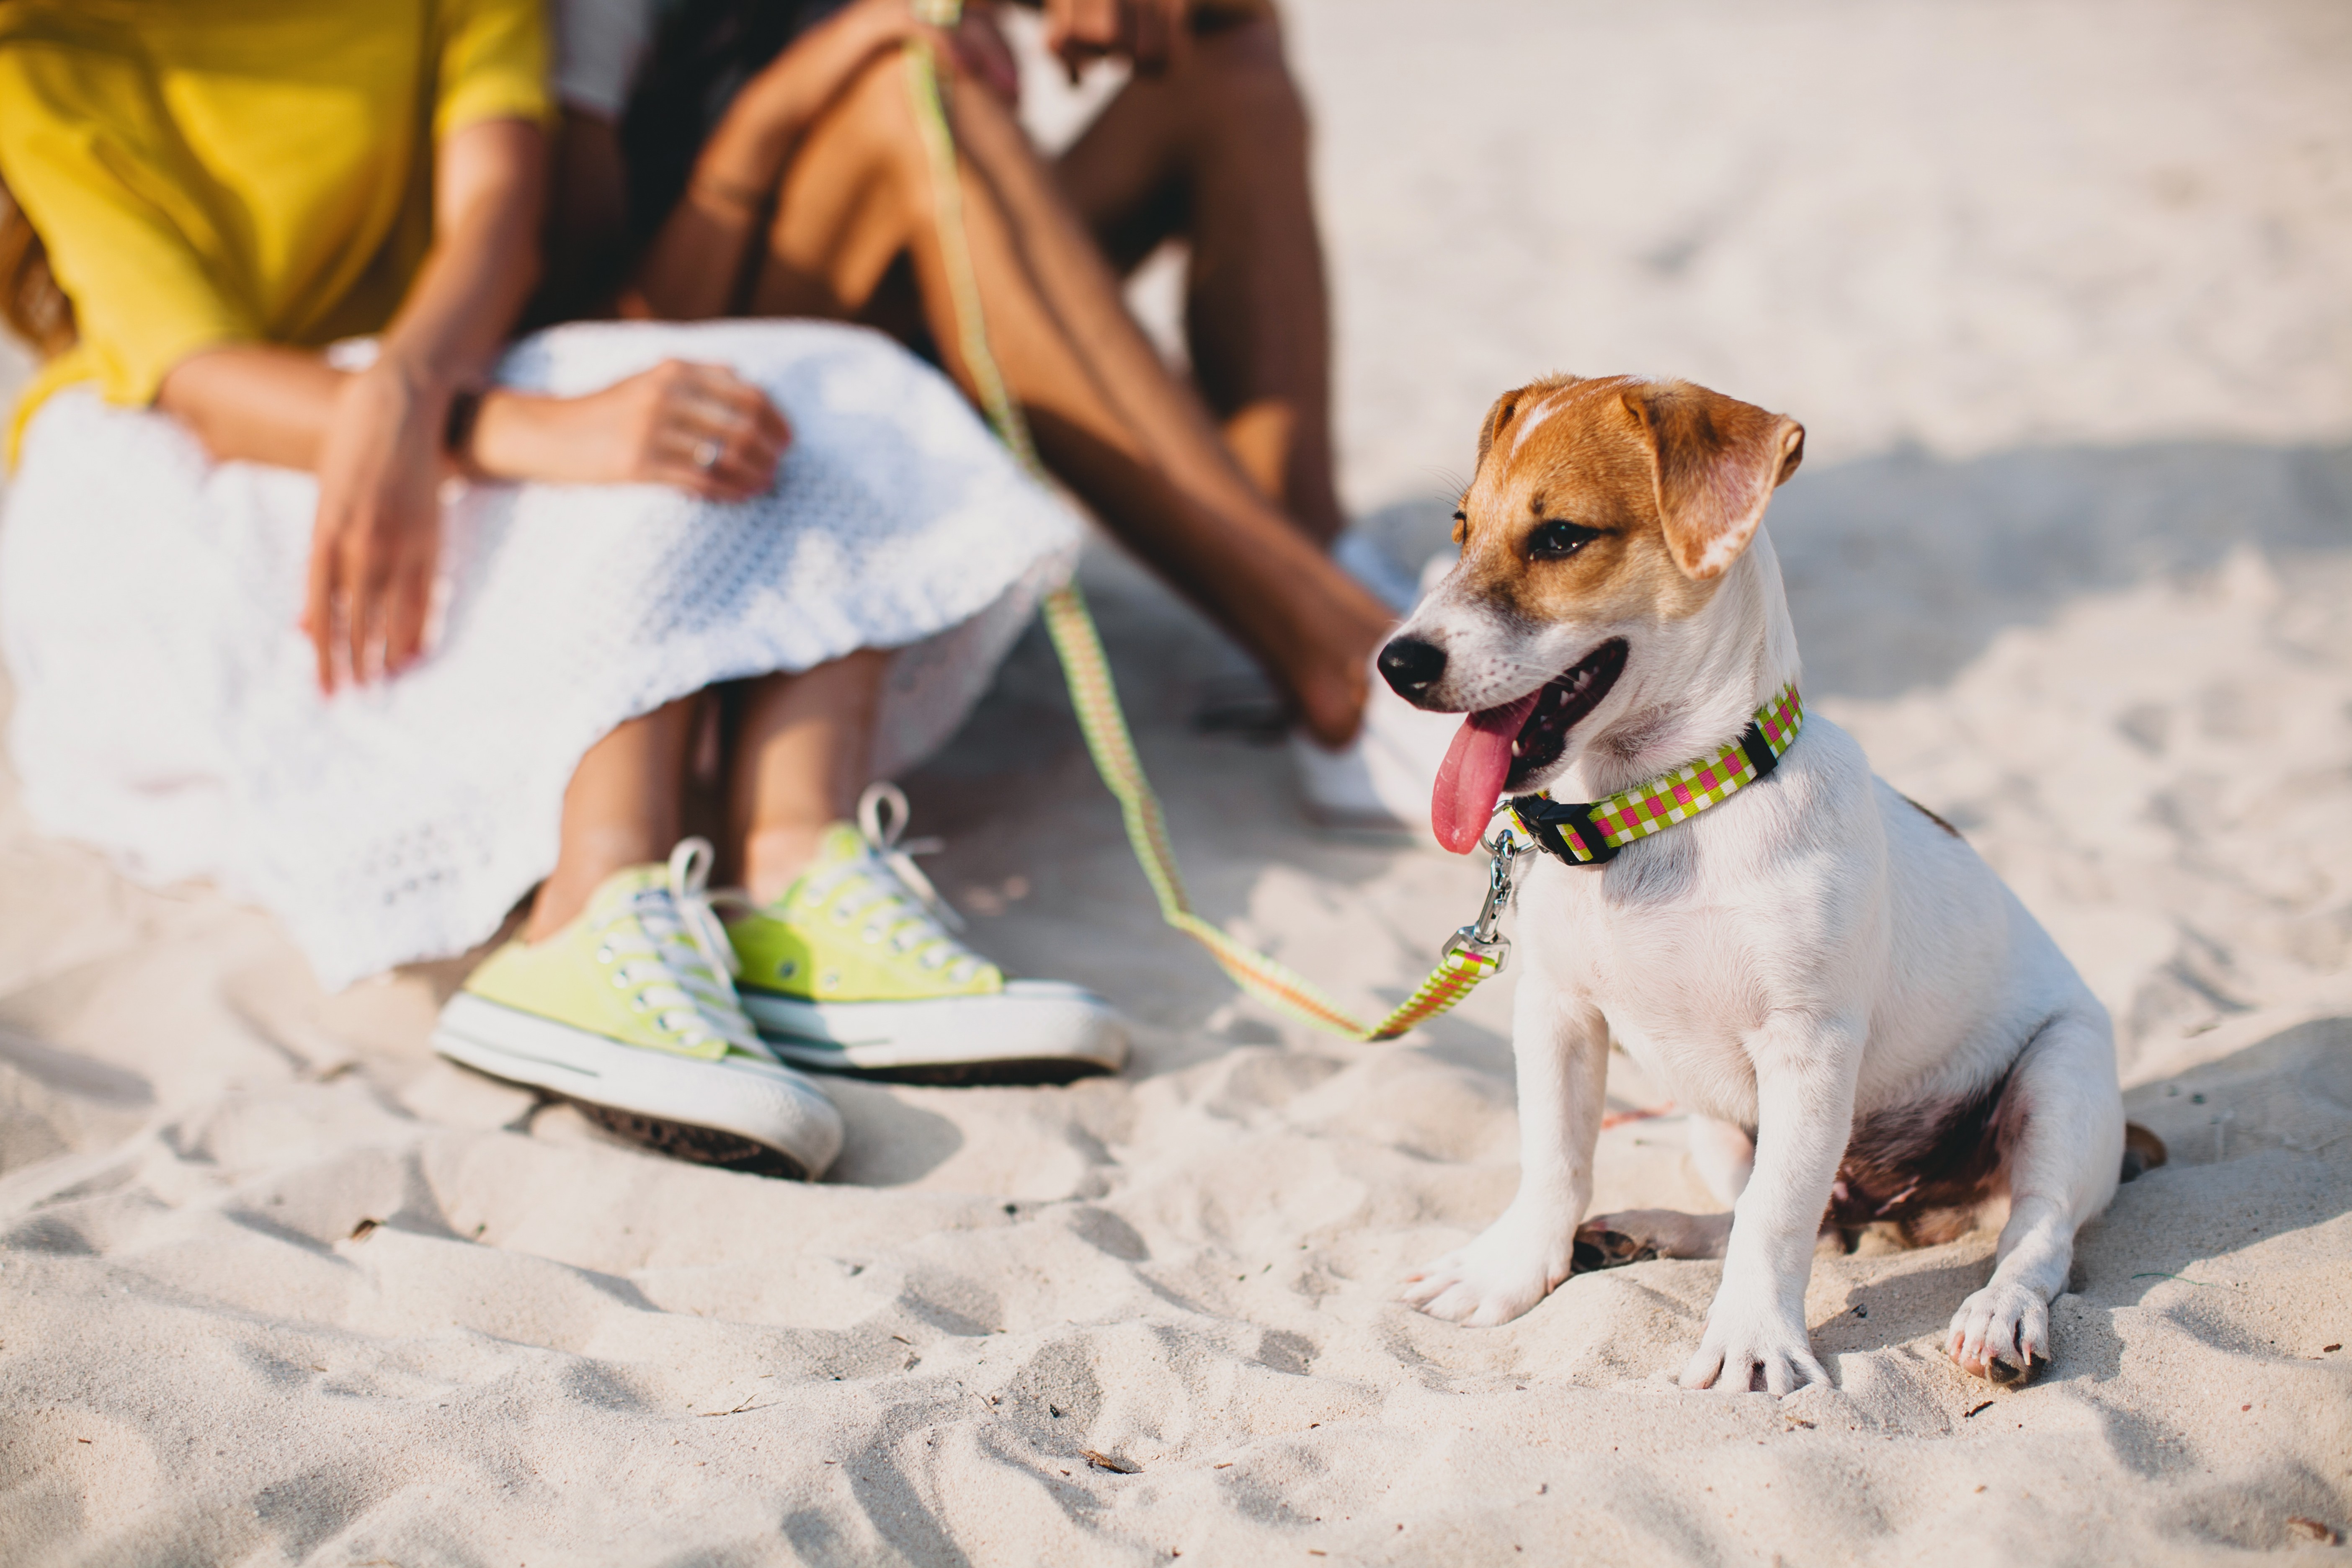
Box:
1680;1297;1829;1395
1400;1209;1573;1327
1946;1281;2050;1384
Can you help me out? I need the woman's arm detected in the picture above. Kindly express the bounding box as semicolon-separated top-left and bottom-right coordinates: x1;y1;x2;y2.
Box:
158;118;545;472
627;0;942;321
157;117;544;690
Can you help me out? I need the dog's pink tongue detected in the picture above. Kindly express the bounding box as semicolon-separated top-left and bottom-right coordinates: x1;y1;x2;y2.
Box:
1432;691;1541;854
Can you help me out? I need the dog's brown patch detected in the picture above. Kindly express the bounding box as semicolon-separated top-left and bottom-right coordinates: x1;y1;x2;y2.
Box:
1902;794;1963;838
2121;1122;2168;1181
1829;1069;2014;1243
1453;376;1805;638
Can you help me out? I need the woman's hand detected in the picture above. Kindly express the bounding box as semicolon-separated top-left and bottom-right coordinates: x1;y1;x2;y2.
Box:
732;0;935;139
467;359;792;501
302;360;447;693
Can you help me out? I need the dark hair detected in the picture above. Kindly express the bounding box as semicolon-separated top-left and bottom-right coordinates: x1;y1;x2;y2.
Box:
0;176;75;360
619;0;848;245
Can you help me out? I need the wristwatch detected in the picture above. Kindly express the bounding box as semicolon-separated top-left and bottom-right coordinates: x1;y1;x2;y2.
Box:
444;387;485;459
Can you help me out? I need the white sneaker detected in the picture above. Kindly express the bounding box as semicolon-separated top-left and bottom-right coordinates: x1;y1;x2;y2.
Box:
726;787;1129;1084
1333;527;1426;613
1293;546;1459;836
435;841;846;1180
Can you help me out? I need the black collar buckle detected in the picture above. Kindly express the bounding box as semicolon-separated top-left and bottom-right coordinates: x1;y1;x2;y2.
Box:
1507;796;1620;867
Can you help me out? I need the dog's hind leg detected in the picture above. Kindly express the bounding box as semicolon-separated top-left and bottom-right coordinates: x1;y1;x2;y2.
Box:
1573;1208;1732;1270
1566;1119;1747;1273
1688;1117;1756;1205
1946;1003;2124;1383
1402;988;1608;1326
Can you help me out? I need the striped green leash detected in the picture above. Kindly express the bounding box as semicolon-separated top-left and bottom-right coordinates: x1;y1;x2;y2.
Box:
900;21;1509;1041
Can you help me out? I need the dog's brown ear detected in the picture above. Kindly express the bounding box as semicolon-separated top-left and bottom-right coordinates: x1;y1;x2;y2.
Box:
1474;376;1580;471
1473;386;1523;471
1622;381;1804;581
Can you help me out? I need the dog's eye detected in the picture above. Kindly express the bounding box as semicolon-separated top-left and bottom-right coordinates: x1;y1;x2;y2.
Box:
1528;520;1601;560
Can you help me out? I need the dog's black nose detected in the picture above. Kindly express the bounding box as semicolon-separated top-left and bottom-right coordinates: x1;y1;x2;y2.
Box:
1377;634;1447;696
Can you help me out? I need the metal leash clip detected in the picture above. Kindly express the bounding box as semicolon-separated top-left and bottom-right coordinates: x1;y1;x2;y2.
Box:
1441;818;1529;973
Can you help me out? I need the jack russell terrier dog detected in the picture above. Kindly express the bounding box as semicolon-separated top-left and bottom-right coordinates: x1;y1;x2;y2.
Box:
1379;375;2152;1393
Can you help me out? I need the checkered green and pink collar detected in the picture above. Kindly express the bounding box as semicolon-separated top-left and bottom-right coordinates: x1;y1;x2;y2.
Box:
1506;684;1804;866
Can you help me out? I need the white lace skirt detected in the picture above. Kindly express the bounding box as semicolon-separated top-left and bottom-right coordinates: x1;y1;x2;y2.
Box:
0;320;1081;989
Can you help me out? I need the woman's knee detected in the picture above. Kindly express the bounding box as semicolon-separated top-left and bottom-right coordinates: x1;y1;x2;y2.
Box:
797;49;936;183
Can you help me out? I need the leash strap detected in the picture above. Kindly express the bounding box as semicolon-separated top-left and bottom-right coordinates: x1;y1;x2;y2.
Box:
901;31;1500;1041
1511;686;1804;866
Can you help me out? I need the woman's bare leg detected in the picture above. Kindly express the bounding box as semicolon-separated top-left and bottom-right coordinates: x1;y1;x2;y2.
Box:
738;52;1386;745
526;696;698;941
729;650;889;905
1055;10;1343;543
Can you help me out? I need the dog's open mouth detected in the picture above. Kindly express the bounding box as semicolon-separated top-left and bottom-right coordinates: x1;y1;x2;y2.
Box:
1431;639;1628;853
1503;638;1629;791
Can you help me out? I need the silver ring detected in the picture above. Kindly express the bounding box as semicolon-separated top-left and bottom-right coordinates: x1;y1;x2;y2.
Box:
692;438;722;471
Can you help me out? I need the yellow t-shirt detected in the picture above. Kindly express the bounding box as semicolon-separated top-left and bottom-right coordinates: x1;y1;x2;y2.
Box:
0;0;551;456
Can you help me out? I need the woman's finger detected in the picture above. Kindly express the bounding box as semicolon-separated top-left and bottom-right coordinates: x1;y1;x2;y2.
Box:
680;364;779;422
671;376;775;446
386;541;434;675
663;386;782;477
344;528;389;687
644;452;751;502
752;392;793;452
670;403;783;487
304;520;341;693
650;428;771;500
653;365;789;489
705;373;793;461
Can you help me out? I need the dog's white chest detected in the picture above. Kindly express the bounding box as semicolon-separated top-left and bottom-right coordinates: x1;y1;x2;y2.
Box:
1517;854;1773;1124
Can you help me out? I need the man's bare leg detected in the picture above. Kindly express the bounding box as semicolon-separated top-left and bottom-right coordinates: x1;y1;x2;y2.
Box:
526;696;698;940
741;51;1386;745
729;650;889;904
1054;8;1343;543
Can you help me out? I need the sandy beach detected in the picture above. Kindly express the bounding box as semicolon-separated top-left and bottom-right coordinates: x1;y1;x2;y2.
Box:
4;2;2350;1563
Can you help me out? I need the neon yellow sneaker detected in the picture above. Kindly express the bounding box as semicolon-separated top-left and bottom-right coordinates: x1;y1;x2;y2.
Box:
433;841;844;1179
726;787;1127;1084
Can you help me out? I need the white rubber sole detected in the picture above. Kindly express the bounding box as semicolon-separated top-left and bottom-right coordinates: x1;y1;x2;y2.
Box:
433;993;845;1179
736;980;1128;1084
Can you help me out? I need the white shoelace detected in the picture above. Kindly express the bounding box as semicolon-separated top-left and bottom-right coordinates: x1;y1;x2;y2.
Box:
797;784;983;983
593;839;766;1056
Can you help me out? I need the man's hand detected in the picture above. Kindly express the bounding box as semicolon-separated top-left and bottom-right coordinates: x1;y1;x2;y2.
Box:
953;2;1022;103
302;361;446;692
1041;0;1191;80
